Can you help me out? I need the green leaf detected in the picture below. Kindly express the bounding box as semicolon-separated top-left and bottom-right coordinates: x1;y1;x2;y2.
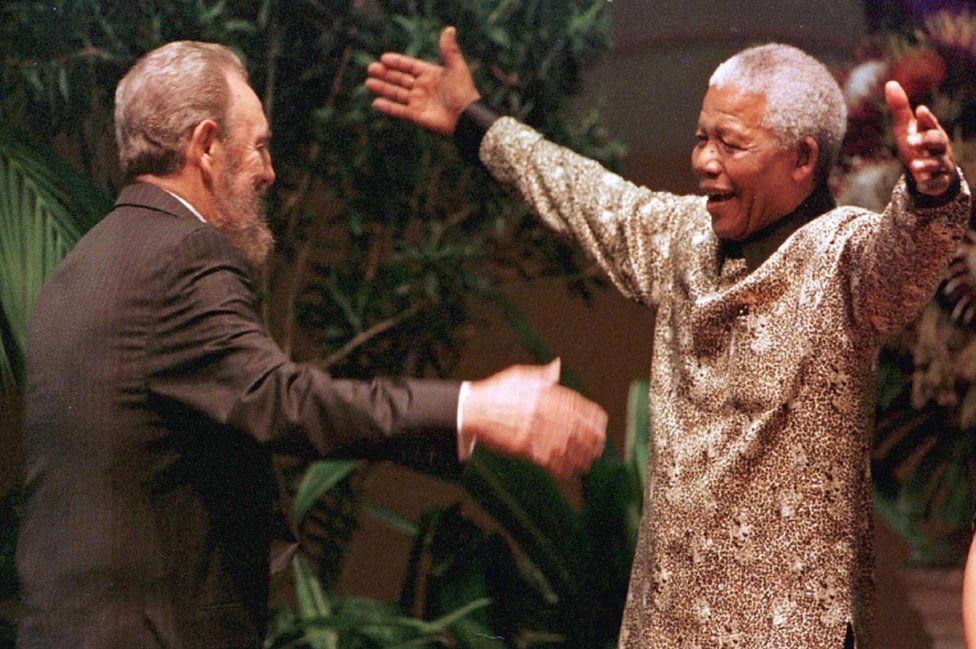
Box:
363;499;420;537
0;124;109;395
624;379;650;494
934;436;975;527
293;460;362;524
462;451;583;599
291;554;338;649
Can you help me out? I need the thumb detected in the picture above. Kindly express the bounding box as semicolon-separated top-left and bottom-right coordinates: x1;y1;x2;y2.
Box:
884;80;915;137
439;26;465;69
541;357;561;384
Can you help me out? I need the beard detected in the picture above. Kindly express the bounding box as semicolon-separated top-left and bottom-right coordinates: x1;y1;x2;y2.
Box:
212;164;275;268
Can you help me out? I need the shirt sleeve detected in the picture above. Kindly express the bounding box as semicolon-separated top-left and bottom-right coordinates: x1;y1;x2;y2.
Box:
847;170;971;338
477;116;696;308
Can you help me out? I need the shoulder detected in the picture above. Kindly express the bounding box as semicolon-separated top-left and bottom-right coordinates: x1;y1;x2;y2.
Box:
792;205;878;252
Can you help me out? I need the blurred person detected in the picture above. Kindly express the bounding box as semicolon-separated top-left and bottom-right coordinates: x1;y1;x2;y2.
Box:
16;40;607;649
367;27;971;648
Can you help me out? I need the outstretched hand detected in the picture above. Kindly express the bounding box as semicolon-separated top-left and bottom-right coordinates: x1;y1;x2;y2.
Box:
460;359;608;481
365;26;481;136
886;80;958;197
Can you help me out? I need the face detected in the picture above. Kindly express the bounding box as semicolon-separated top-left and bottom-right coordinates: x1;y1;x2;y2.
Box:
691;85;805;240
211;73;276;266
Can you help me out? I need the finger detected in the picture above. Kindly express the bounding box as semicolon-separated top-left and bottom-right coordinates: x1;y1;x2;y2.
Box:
590;409;608;459
541;358;561;384
909;157;948;176
580;413;607;470
366;63;414;89
909;128;949;155
440;26;465;69
365;79;411;105
371;97;412;119
379;52;435;77
915;105;942;133
546;436;570;480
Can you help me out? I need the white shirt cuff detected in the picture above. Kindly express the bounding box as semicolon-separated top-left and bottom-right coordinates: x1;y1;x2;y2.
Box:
456;381;476;461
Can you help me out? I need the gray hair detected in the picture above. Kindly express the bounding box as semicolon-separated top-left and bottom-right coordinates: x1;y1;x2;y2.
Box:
710;43;847;183
114;41;248;180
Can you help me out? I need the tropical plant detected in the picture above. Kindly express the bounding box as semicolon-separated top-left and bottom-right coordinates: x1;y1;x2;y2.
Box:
270;378;650;649
0;125;110;393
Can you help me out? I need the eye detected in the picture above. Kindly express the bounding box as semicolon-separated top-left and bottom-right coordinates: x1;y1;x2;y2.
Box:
718;138;744;153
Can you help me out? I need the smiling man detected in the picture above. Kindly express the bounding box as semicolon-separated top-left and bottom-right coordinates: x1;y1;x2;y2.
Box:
366;29;971;648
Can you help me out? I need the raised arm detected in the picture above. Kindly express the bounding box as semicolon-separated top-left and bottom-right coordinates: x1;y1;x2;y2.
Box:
847;81;969;336
366;26;480;137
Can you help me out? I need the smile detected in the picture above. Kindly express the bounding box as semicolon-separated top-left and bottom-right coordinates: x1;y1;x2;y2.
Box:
707;191;736;203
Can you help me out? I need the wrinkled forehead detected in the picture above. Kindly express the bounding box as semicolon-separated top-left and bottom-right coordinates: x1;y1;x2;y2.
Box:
698;84;769;130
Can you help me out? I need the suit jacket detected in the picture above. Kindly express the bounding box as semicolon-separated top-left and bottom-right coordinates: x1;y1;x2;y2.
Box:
17;183;460;648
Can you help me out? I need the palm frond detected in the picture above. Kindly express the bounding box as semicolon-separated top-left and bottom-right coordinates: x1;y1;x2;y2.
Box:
0;125;109;394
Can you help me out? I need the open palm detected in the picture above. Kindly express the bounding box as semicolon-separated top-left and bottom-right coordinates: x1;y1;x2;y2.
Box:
366;27;481;136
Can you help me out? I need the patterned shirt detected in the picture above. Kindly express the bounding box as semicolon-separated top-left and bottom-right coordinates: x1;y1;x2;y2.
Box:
479;116;971;648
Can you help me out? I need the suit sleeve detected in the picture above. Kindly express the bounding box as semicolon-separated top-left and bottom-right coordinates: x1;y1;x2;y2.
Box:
144;226;460;462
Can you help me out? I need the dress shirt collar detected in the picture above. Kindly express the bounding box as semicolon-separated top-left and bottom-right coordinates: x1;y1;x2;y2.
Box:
163;189;207;223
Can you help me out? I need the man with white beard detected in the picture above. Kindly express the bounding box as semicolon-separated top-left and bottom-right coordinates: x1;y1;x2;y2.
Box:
16;40;607;648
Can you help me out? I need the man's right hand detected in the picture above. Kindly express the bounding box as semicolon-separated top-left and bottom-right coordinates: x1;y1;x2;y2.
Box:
460;359;608;481
365;26;481;136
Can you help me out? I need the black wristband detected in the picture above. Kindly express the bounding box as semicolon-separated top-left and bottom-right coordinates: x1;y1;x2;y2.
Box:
454;100;500;165
905;167;963;209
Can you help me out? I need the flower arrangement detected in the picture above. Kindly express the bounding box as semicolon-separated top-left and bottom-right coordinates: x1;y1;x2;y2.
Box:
835;8;976;210
833;7;976;566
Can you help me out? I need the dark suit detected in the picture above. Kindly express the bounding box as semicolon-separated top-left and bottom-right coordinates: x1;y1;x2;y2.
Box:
17;183;460;648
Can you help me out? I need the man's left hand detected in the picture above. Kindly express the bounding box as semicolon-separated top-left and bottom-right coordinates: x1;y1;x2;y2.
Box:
886;79;958;197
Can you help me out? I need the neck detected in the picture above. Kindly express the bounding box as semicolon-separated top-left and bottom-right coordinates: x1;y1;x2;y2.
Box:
723;182;835;271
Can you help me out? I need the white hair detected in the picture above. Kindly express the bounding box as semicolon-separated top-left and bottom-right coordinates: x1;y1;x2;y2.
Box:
710;43;847;183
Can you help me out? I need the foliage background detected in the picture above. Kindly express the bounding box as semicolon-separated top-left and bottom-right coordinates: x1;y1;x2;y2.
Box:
0;1;638;647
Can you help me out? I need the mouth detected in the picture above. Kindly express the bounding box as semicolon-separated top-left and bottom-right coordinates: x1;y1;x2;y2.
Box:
706;190;736;205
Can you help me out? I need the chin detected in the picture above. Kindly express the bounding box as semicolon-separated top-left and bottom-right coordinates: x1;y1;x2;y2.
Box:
710;217;743;240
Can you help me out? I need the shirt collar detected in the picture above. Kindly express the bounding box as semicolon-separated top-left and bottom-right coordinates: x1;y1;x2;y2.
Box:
721;183;835;272
163;189;207;223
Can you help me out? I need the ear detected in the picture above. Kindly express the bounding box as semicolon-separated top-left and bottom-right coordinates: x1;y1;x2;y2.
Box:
792;136;819;183
187;119;221;181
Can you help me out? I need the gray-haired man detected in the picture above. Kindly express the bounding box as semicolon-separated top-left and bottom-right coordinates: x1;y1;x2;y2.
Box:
367;28;971;648
17;39;607;648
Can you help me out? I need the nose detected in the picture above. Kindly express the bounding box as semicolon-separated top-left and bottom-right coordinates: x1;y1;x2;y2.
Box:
692;141;721;178
260;148;276;188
